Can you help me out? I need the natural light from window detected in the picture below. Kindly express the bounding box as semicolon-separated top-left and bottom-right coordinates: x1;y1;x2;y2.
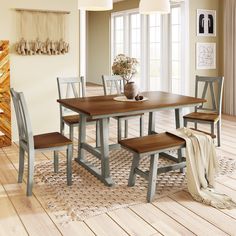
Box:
111;3;186;94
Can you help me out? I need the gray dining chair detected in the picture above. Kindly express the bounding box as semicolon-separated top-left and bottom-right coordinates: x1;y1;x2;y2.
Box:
183;75;224;146
11;88;73;196
57;76;100;150
102;75;144;141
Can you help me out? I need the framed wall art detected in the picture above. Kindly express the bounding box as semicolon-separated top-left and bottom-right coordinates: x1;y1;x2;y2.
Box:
196;42;216;70
197;9;216;37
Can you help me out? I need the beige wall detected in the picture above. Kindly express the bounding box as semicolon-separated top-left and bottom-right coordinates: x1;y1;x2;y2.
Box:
87;11;110;84
189;0;222;95
87;0;140;84
87;0;224;96
0;0;79;140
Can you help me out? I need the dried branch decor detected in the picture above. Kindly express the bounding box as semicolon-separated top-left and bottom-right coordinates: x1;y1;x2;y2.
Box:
15;10;69;56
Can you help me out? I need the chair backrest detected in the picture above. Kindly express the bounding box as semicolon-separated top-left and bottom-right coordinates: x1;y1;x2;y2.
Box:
102;75;124;95
195;75;224;115
10;88;34;149
57;76;86;116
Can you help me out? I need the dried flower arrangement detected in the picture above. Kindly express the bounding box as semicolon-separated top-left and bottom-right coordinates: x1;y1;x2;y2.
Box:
112;54;139;82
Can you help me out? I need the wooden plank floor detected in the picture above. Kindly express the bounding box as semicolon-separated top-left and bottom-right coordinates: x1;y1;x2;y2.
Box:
1;84;236;236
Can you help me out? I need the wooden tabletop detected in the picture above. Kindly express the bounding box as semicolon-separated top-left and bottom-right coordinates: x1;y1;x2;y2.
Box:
57;91;206;119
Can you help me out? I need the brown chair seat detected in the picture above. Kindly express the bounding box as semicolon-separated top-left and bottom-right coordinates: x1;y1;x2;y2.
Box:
34;132;72;149
63;115;97;125
119;132;185;154
183;112;219;122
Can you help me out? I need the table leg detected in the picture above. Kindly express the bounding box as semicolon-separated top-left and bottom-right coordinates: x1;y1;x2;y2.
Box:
148;112;156;135
76;116;114;186
175;108;183;129
99;118;113;186
175;108;184;173
78;113;86;160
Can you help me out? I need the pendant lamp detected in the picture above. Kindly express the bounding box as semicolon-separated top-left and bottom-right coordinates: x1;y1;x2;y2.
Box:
78;0;113;11
139;0;170;14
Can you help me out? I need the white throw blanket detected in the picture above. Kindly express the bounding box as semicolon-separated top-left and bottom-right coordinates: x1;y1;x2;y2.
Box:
169;127;236;209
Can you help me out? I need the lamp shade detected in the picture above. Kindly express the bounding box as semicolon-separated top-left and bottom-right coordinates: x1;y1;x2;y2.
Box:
139;0;170;14
78;0;113;11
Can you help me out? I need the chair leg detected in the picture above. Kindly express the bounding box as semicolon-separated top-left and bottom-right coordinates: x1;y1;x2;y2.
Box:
96;121;101;147
194;121;198;130
147;154;159;203
54;151;59;173
183;118;187;127
27;150;35;196
140;115;144;137
211;122;215;137
118;118;122;141
18;146;25;183
128;154;141;187
60;120;65;135
69;125;74;153
67;144;73;186
124;120;128;138
217;120;221;147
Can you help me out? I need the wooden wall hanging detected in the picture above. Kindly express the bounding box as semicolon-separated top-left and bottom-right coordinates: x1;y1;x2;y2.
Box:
15;9;70;56
0;40;11;147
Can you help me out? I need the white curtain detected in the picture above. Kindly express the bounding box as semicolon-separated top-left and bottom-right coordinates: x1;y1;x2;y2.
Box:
223;0;236;115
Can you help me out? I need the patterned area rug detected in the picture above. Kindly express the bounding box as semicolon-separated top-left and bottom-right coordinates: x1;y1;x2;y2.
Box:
34;148;236;223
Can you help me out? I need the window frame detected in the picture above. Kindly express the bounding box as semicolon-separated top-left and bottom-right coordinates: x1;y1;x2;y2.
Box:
111;2;188;95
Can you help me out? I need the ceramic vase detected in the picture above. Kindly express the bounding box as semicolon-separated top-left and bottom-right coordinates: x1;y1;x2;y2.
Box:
124;82;138;99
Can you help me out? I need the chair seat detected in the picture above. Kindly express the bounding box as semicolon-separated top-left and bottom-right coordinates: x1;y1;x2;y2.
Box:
183;112;219;122
119;132;185;154
34;132;72;149
63;115;97;125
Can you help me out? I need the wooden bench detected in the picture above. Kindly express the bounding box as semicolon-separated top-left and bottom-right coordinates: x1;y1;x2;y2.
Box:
119;132;186;202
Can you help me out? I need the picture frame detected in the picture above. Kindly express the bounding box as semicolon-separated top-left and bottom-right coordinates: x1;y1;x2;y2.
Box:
196;43;216;70
197;9;216;37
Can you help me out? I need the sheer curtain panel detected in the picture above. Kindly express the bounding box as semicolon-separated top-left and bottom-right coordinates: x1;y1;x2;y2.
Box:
223;0;236;115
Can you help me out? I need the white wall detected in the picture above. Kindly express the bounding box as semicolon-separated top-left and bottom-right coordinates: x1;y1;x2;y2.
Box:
0;0;79;140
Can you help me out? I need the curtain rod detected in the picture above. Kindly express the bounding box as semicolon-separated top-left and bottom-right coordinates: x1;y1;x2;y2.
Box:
15;8;70;14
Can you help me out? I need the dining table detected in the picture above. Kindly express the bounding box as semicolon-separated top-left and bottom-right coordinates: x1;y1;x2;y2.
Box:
58;91;206;186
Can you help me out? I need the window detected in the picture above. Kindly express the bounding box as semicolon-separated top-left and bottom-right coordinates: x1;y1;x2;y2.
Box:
113;15;125;56
171;7;182;94
130;13;141;86
149;14;161;91
111;3;186;94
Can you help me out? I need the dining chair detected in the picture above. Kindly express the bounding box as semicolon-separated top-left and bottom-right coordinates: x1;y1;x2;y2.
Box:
11;88;73;196
57;76;100;150
102;75;144;141
183;75;224;146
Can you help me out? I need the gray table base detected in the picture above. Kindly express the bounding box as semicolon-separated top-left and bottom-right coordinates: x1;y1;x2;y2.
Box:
76;108;185;186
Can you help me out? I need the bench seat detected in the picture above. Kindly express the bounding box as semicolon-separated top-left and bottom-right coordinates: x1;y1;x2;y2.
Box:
119;132;185;155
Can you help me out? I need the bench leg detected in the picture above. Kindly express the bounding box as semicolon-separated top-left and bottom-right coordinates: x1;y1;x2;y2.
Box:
147;154;159;203
128;154;141;187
